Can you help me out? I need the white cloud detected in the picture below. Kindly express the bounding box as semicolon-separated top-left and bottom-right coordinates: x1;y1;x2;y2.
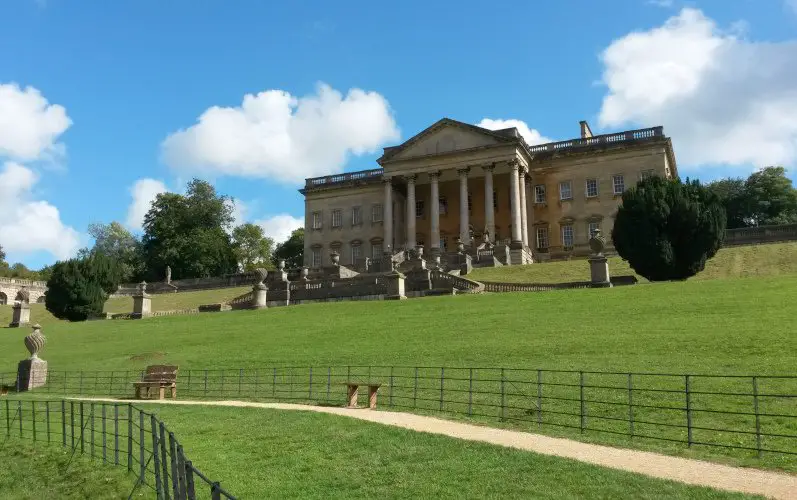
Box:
598;8;797;171
787;0;797;16
477;118;552;146
0;162;80;260
125;178;168;231
255;214;303;243
0;83;72;162
648;0;674;7
160;83;400;184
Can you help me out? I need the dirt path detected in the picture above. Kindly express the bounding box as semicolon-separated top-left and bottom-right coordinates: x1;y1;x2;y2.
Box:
79;398;797;499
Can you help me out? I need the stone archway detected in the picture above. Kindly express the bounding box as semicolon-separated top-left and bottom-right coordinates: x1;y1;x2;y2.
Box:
37;295;46;304
0;292;7;305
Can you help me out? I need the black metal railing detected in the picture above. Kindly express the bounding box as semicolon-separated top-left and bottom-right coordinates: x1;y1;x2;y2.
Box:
1;398;235;500
4;366;796;460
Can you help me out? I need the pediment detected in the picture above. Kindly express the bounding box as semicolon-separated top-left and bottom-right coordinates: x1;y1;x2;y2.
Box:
379;118;517;163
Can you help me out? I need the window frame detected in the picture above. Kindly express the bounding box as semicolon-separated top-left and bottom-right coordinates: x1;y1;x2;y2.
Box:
612;175;625;195
312;211;323;230
371;204;383;223
534;184;546;204
536;227;549;251
585;178;599;198
331;209;342;228
352;206;362;226
559;181;573;201
561;224;574;250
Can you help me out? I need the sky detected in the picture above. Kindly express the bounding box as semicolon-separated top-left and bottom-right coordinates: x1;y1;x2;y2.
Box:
1;0;797;268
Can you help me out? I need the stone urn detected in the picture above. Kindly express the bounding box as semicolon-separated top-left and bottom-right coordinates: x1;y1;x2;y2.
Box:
589;229;607;256
137;281;148;295
415;245;424;259
253;268;268;286
25;324;46;359
278;259;286;271
300;267;309;281
433;255;442;269
330;251;341;266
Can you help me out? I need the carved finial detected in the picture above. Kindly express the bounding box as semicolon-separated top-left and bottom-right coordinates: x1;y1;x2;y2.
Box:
589;228;606;256
24;324;46;359
278;259;286;271
137;281;147;294
253;268;268;285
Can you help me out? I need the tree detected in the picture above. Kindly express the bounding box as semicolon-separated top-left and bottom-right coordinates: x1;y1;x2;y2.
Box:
231;223;275;271
272;228;304;269
0;244;5;263
141;179;238;280
45;253;123;321
87;222;144;282
705;177;747;229
706;167;797;228
612;176;726;281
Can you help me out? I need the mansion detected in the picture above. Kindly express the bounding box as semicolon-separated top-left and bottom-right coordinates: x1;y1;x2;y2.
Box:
300;118;677;269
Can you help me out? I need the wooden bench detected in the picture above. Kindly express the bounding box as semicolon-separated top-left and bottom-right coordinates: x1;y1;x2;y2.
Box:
133;365;179;400
344;382;381;409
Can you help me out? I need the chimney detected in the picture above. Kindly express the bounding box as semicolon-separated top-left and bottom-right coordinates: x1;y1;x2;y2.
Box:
579;120;593;139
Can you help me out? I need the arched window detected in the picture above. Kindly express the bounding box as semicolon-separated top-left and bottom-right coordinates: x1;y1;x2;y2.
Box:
0;292;7;306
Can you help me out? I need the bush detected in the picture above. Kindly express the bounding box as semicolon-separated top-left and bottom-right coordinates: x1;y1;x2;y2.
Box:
611;176;726;281
45;253;122;321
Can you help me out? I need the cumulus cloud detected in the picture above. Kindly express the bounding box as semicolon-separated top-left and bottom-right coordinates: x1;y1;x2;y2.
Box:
0;83;72;162
0;162;81;260
255;214;304;244
125;178;169;231
160;83;400;184
477;118;552;146
598;8;797;170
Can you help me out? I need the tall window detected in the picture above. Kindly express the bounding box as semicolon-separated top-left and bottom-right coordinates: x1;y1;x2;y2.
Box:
312;211;322;230
467;193;473;214
311;247;322;267
372;204;383;222
561;224;574;249
493;190;498;209
331;209;342;228
559;181;572;201
612;175;625;195
588;221;600;239
351;243;362;264
439;197;448;215
586;179;599;198
352;206;362;226
536;227;549;251
371;242;383;259
415;200;425;218
534;185;546;204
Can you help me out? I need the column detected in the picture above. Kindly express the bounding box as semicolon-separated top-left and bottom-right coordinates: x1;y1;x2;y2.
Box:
405;175;417;249
458;168;470;246
429;172;441;253
383;177;393;252
509;160;522;244
483;164;495;242
519;170;529;247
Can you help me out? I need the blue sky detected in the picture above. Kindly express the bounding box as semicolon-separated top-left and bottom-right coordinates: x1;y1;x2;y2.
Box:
1;0;796;268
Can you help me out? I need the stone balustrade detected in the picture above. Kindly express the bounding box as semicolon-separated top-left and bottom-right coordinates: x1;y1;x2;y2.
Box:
525;126;664;155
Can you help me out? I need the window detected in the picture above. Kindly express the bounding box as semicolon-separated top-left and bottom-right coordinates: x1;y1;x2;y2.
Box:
331;209;342;228
311;247;322;267
612;175;625;195
561;224;574;249
534;185;546;204
536;227;549;251
371;242;383;259
559;181;572;201
351;243;362;264
441;236;448;251
352;206;362;226
372;204;383;222
588;221;600;239
312;211;322;230
415;200;425;218
493;190;498;209
586;179;599;198
439;197;448;215
468;193;473;214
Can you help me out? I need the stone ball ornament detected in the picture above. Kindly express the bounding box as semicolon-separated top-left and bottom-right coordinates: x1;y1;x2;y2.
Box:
25;324;46;359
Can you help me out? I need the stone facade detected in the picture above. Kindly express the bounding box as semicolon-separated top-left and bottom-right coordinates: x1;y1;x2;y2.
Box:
301;118;677;267
0;278;47;306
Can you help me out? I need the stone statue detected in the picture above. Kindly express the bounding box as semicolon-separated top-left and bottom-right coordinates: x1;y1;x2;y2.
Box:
589;229;606;257
137;281;148;294
253;268;268;286
17;323;48;390
300;267;310;281
166;266;172;284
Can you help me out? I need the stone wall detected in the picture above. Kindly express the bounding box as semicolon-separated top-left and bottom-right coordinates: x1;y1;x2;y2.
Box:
0;278;47;305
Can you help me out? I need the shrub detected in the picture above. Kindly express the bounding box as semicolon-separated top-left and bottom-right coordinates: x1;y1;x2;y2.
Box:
45;253;122;321
611;176;726;281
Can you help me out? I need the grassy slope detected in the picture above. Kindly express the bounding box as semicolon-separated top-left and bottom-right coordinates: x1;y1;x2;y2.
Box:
469;242;797;284
0;440;139;499
102;286;250;314
151;405;751;499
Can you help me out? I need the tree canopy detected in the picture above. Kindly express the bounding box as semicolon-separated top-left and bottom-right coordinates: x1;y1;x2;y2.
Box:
272;228;304;269
45;252;123;321
231;223;275;271
87;221;144;282
141;179;238;280
706;166;797;229
612;176;726;281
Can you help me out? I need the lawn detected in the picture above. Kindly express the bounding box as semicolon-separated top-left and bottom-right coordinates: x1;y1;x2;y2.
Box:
0;440;139;499
103;286;251;314
469;242;797;284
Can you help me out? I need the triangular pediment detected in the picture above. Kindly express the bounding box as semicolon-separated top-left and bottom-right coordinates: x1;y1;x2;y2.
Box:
379;118;518;163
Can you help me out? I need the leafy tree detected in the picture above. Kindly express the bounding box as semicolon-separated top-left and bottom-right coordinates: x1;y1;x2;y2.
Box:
87;221;144;282
272;228;304;269
705;177;747;229
231;223;275;271
45;253;123;321
706;167;797;228
141;179;238;280
0;244;5;263
612;176;726;281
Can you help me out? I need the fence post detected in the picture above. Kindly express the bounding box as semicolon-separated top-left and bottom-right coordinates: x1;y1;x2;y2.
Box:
327;367;331;402
685;375;693;447
169;432;180;500
211;482;222;500
537;369;543;426
579;371;585;434
126;404;132;471
238;368;243;396
79;401;84;453
90;403;95;457
468;368;473;416
151;414;164;499
114;404;119;465
204;370;208;397
31;401;37;442
500;368;506;421
61;400;66;446
184;460;196;500
5;399;10;437
753;376;762;457
102;404;107;463
159;422;171;500
628;373;635;437
139;411;145;486
46;401;51;443
70;401;75;450
176;445;188;500
254;369;259;399
413;367;418;408
309;367;313;400
439;367;445;411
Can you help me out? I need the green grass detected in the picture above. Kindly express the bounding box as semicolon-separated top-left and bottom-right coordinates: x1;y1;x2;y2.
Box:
0;440;140;499
103;286;250;314
146;404;753;499
469;242;797;284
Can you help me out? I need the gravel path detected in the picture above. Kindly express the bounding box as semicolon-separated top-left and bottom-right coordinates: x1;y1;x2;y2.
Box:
80;398;797;499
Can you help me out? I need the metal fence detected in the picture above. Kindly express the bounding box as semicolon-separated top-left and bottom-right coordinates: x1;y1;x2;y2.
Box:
3;366;797;459
1;398;235;500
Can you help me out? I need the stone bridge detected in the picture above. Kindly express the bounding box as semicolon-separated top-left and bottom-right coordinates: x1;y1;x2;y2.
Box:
0;278;47;305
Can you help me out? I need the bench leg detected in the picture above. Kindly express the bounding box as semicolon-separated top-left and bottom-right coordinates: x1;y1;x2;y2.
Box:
158;387;165;400
369;387;378;410
347;385;359;408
